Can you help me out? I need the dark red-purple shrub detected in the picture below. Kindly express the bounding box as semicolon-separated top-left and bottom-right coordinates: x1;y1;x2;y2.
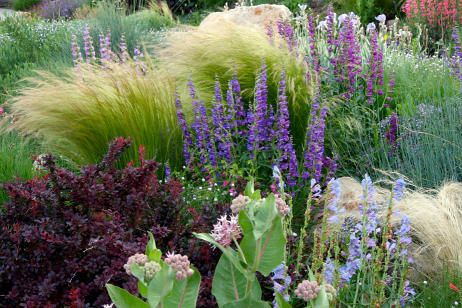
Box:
0;137;224;307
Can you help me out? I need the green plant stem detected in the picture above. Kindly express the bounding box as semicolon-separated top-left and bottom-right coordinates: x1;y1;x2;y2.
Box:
233;237;247;264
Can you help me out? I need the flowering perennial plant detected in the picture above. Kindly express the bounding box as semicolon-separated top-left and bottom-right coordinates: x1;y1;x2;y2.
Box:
309;176;416;306
176;68;336;195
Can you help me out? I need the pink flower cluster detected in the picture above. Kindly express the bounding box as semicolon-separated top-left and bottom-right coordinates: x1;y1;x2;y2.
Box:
294;280;321;301
211;214;242;247
230;194;250;214
165;252;194;280
402;0;462;28
275;197;290;216
123;253;148;275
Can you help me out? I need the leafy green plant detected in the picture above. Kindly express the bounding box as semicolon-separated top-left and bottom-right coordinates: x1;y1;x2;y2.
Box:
0;130;35;205
195;180;331;307
106;232;201;308
12;0;40;10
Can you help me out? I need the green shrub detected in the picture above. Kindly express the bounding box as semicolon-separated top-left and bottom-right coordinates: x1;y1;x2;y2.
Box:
12;0;40;10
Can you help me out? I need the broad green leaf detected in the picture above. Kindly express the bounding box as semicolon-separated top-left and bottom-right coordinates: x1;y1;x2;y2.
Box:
138;281;148;299
222;296;271;308
212;255;262;307
275;293;292;308
146;232;162;262
194;233;247;274
238;210;254;237
130;263;146;284
163;267;201;308
106;284;149;308
244;179;255;197
253;194;277;240
312;286;329;308
240;217;286;276
147;262;175;307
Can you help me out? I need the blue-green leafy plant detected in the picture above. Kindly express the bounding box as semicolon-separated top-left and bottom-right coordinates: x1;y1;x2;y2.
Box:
106;232;201;308
194;180;331;307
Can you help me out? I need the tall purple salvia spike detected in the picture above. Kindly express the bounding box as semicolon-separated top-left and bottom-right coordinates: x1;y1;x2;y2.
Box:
189;80;206;163
99;33;108;63
247;110;257;157
343;17;362;98
451;28;462;82
82;25;95;63
313;105;328;182
175;92;193;164
385;112;398;152
326;5;337;55
231;73;246;135
104;31;116;62
386;75;395;103
119;34;129;63
276;72;298;187
211;80;232;163
199;102;217;167
71;33;83;66
366;29;379;104
254;61;270;149
302;102;320;180
307;14;321;77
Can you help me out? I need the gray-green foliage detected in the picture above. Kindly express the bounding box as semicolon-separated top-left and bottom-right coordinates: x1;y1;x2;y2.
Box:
375;100;462;187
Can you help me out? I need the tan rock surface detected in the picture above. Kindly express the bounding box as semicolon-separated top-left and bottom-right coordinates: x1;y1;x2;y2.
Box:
199;4;291;31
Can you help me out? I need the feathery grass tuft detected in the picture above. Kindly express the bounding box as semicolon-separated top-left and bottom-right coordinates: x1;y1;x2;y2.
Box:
9;62;182;168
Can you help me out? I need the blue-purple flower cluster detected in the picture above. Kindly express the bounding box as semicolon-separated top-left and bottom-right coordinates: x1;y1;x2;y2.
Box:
321;177;414;305
175;64;337;189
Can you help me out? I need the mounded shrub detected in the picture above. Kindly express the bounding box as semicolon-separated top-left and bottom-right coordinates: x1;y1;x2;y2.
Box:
0;138;223;307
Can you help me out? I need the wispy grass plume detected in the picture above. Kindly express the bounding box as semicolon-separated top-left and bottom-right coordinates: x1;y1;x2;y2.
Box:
9;62;182;168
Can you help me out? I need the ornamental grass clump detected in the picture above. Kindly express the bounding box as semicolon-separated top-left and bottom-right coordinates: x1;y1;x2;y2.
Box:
9;60;182;168
160;21;313;147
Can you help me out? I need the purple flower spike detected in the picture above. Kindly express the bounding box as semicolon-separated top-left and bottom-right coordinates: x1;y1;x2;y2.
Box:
303;102;328;183
212;80;232;163
254;62;270;149
275;72;298;186
71;33;83;66
82;24;95;64
385;112;399;152
119;34;129;63
175;93;193;164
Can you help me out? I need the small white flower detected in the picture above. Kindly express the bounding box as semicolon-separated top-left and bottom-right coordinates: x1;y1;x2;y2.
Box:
317;20;328;30
367;23;376;33
208;187;212;191
375;14;386;23
423;280;428;285
338;13;348;25
298;3;307;11
202;178;205;182
455;301;459;306
199;186;202;190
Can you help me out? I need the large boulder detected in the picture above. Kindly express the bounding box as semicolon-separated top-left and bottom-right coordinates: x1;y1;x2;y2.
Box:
199;4;292;31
